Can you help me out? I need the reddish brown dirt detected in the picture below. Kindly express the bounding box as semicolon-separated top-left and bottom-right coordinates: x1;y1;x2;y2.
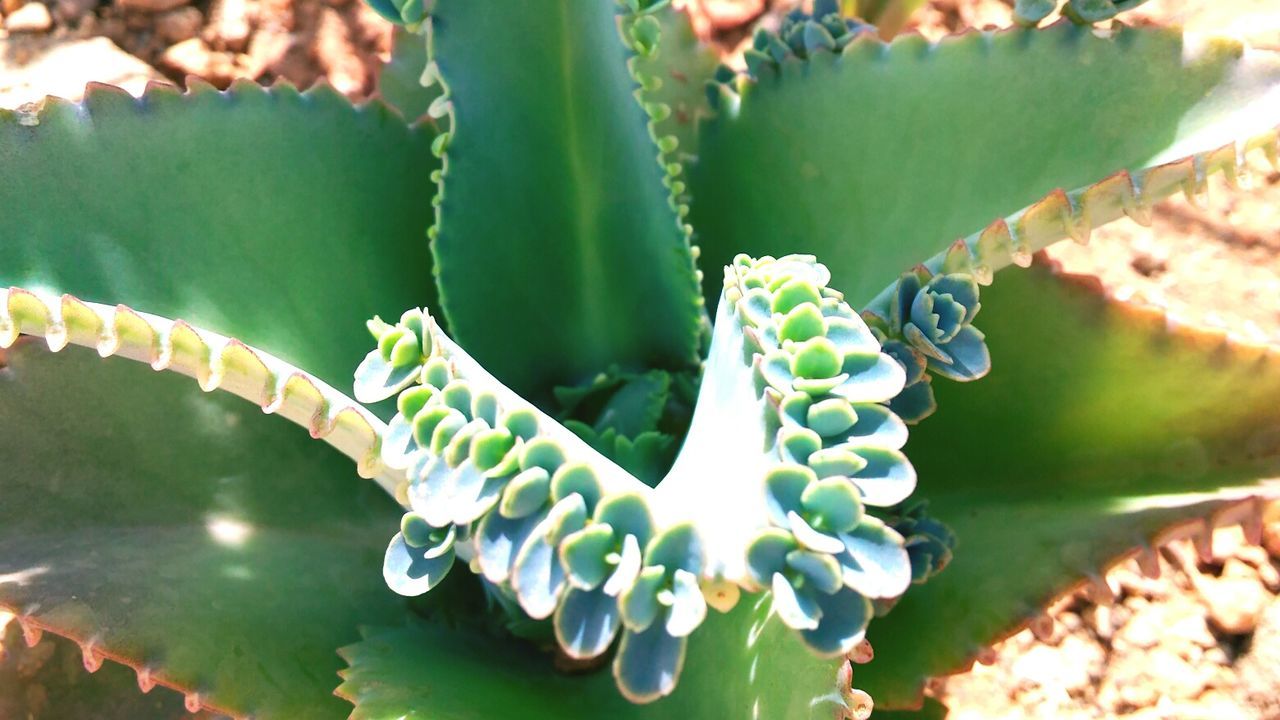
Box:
936;523;1280;720
1;0;393;98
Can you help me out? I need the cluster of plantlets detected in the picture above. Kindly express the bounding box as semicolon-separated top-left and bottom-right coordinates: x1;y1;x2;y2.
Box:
0;0;1277;718
360;305;712;701
357;251;967;702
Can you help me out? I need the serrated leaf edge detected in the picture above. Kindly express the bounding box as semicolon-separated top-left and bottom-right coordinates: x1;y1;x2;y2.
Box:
885;253;1280;710
0;287;405;498
1;611;240;718
0;75;433;135
903;493;1280;711
864;123;1280;316
620;2;709;336
419;1;708;372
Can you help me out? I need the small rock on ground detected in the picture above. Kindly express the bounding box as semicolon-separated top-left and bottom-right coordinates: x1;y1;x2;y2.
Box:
4;2;52;32
939;516;1280;720
159;36;236;83
204;0;249;50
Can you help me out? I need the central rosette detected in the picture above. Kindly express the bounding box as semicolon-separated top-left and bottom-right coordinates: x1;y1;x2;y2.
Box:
354;253;976;704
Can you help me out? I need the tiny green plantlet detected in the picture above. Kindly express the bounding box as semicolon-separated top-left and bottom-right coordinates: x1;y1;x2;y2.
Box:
0;0;1277;717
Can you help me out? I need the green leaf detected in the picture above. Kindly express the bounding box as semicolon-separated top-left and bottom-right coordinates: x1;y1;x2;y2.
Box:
0;623;217;720
1;288;402;487
376;27;440;124
553;365;696;485
632;3;720;157
338;595;850;719
691;24;1280;307
0;343;408;718
856;262;1280;708
428;0;704;399
589;370;672;438
0;82;438;398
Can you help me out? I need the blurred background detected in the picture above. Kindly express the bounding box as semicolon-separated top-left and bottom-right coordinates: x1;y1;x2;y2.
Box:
1;1;1279;717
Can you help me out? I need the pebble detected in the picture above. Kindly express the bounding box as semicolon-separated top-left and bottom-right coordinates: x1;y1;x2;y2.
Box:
1011;636;1099;694
314;5;363;96
1264;502;1280;558
4;2;51;32
155;5;199;42
1195;563;1270;635
1230;543;1280;591
1116;596;1215;653
205;0;249;50
159;35;207;74
1083;604;1114;640
240;26;288;77
1058;611;1083;632
1115;568;1172;599
159;36;236;83
1204;647;1230;666
1131;252;1168;277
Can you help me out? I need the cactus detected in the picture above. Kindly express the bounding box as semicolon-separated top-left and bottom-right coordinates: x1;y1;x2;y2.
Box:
0;0;1277;717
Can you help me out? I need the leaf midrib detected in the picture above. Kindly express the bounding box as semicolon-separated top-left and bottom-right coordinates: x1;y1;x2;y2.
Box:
554;0;612;356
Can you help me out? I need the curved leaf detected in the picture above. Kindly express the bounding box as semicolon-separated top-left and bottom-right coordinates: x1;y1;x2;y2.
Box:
0;81;438;399
691;24;1280;306
338;594;851;719
614;622;688;703
428;0;704;399
0;343;408;718
857;260;1280;708
1;288;402;487
554;586;621;659
863;126;1280;314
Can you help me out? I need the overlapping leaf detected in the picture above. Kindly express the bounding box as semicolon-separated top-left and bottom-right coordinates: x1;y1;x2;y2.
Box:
338;594;847;719
377;27;439;124
428;0;704;399
633;4;719;158
0;344;408;717
0;82;437;397
691;23;1280;306
855;261;1280;708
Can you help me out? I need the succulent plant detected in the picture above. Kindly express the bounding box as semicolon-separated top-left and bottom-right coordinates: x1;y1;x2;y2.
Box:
0;0;1277;718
